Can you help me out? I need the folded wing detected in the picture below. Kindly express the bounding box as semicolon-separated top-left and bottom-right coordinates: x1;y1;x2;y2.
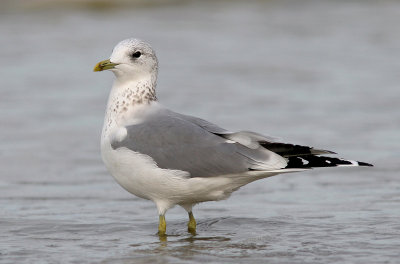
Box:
111;109;287;178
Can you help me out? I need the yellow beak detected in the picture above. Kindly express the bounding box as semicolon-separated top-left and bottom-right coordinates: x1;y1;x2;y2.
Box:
93;59;119;72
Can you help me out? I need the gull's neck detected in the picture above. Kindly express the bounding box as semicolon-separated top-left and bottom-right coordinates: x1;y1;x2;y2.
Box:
102;73;157;138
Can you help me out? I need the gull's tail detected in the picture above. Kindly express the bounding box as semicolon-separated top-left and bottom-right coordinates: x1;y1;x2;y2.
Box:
260;142;373;169
285;155;373;169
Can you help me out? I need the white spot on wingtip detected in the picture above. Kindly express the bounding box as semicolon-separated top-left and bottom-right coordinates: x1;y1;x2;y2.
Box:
349;160;358;166
299;158;309;165
225;140;236;144
338;160;359;167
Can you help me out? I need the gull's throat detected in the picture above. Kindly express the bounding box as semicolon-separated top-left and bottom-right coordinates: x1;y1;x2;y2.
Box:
114;77;157;105
102;76;157;138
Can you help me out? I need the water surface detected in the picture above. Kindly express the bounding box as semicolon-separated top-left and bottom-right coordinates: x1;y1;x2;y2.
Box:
1;1;399;263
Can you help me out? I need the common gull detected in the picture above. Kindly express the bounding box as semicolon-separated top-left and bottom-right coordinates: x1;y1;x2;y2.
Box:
94;38;372;236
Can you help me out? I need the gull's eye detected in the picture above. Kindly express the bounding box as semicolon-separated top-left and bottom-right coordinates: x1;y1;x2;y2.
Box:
131;51;141;58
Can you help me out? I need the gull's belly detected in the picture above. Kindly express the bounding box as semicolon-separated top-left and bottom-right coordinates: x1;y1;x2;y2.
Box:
100;140;254;206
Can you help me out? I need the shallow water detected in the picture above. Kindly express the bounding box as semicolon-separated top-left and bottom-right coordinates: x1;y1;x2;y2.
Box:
1;0;399;263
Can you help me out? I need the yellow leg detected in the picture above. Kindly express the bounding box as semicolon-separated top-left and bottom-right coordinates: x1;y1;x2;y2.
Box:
158;215;166;236
187;211;197;234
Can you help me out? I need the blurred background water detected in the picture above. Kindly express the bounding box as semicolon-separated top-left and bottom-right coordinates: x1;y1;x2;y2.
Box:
0;0;399;263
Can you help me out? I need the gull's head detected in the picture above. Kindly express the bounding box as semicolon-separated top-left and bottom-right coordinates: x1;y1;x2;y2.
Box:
94;38;158;81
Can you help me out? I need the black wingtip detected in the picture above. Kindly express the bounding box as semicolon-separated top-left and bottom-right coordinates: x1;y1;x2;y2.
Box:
357;161;373;167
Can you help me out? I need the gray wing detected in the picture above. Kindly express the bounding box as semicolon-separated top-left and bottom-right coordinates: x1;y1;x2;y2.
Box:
111;109;287;178
176;112;334;156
